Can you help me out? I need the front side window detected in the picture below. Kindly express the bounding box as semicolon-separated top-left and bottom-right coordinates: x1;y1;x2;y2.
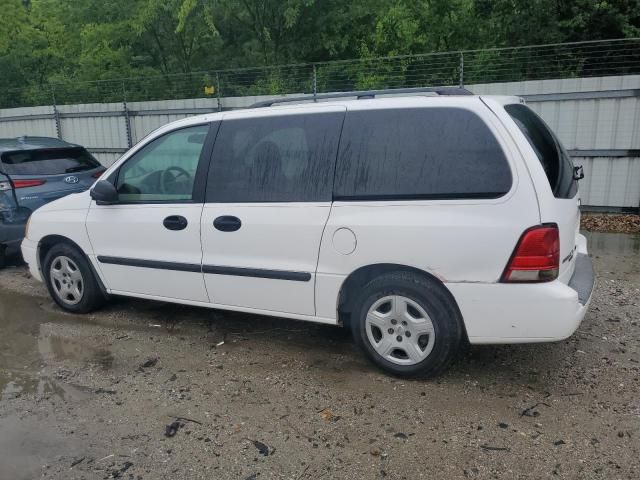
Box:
206;112;344;202
1;148;100;175
505;104;577;199
334;108;512;200
116;125;209;202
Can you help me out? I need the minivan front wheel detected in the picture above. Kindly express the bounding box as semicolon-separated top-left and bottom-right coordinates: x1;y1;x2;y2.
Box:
43;243;105;313
351;272;463;378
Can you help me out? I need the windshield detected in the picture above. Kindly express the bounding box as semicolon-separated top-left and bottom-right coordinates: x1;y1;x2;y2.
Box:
1;148;100;176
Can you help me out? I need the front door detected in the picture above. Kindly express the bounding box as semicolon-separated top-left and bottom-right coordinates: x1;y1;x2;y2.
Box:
86;123;215;302
201;107;345;316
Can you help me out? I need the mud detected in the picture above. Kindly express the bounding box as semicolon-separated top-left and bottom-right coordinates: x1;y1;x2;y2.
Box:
0;232;638;479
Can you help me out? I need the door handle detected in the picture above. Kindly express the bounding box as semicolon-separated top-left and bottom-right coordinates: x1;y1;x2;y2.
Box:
163;215;188;231
213;215;241;232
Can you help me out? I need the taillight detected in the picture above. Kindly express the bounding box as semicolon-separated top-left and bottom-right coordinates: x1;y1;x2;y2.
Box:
92;169;106;178
501;224;560;282
13;179;46;189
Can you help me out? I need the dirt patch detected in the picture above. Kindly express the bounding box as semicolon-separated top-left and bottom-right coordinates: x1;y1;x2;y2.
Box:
581;213;640;234
0;233;638;479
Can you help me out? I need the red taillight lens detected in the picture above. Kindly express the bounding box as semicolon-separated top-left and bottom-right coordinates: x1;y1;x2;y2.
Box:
13;179;46;189
501;224;560;282
92;169;106;178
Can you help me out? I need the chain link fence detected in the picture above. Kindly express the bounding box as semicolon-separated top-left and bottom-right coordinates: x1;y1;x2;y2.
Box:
2;38;640;109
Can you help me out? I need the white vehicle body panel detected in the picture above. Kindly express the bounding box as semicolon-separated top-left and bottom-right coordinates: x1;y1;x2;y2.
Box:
86;203;209;302
201;203;330;315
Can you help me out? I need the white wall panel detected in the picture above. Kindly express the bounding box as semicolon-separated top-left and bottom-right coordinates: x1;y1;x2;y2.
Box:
1;77;639;208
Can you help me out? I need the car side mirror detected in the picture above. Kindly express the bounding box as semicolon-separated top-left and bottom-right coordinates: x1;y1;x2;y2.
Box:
91;180;118;205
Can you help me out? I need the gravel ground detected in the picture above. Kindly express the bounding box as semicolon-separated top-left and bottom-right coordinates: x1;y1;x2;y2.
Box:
0;231;638;480
581;214;640;234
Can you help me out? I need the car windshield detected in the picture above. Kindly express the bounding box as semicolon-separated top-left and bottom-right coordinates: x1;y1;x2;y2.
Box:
0;148;100;176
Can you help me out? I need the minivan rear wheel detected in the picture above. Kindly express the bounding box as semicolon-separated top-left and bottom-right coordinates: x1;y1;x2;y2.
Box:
43;243;105;313
350;271;463;378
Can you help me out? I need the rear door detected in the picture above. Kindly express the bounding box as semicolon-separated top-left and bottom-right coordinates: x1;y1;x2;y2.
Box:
86;123;215;302
0;148;103;212
502;103;580;282
201;106;345;316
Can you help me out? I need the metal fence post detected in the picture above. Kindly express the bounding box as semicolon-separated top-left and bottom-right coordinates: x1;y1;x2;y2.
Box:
459;52;464;88
312;64;318;101
50;86;62;139
215;73;222;112
122;81;133;148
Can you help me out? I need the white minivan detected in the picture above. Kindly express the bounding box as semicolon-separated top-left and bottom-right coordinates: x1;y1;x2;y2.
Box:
21;89;594;377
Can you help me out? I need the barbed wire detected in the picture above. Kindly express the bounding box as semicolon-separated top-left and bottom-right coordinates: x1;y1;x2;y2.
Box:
1;38;639;109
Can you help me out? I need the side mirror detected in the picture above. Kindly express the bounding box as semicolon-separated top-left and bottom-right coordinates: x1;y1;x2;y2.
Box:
90;180;118;205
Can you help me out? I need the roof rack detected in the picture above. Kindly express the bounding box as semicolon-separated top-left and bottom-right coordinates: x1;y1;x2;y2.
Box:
250;86;473;108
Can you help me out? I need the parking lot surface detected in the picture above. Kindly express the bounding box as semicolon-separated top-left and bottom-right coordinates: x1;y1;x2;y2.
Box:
0;232;638;479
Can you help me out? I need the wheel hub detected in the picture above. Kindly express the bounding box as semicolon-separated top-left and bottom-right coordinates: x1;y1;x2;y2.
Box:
50;255;84;306
365;295;436;366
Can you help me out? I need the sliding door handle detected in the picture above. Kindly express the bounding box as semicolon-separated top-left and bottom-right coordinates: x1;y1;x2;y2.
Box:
213;215;241;232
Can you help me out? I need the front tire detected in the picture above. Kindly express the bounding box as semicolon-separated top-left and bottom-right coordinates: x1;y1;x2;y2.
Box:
350;271;463;378
43;243;105;313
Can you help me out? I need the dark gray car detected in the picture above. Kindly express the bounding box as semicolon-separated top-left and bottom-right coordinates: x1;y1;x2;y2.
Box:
0;136;105;266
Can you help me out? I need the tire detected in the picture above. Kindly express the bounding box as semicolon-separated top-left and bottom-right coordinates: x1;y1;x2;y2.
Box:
43;243;105;314
0;246;5;269
350;271;463;378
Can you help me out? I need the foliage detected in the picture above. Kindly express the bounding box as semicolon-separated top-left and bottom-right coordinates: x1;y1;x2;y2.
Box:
0;0;639;107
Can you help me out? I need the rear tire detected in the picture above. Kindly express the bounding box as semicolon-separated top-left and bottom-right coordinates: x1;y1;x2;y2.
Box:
0;246;5;269
350;271;463;378
43;243;105;313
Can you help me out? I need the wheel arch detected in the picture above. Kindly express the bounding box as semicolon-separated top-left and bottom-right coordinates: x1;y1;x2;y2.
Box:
336;263;466;336
38;234;108;295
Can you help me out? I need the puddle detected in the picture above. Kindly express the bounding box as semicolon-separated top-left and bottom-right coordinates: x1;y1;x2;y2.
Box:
0;415;85;480
583;231;640;283
0;291;111;401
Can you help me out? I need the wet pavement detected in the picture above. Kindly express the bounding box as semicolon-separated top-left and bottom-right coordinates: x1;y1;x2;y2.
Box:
0;232;638;479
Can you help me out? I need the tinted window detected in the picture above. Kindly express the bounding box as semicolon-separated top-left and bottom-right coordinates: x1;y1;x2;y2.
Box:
505;104;577;199
334;108;512;200
116;125;208;202
207;112;343;202
1;148;100;175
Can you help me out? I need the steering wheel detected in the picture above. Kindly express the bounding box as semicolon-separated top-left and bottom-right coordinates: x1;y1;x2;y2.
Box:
161;166;192;194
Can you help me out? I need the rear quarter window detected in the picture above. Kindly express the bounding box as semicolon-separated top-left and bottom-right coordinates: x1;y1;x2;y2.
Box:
334;107;512;200
0;148;100;176
504;104;577;199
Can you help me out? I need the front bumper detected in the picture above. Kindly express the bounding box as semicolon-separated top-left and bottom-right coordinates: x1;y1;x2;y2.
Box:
20;238;42;282
448;247;595;344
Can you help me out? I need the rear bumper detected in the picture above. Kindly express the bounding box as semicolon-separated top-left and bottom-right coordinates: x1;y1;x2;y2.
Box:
448;252;595;344
568;253;594;305
20;238;42;282
0;216;27;255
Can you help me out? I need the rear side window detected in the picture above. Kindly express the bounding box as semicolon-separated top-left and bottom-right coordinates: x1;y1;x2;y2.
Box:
505;104;577;199
1;148;100;175
206;112;344;203
334;108;512;200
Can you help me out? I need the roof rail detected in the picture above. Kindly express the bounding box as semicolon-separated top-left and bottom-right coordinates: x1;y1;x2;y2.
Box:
249;86;473;108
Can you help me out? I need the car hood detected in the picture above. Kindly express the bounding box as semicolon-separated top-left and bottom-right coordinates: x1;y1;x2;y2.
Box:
34;189;92;213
